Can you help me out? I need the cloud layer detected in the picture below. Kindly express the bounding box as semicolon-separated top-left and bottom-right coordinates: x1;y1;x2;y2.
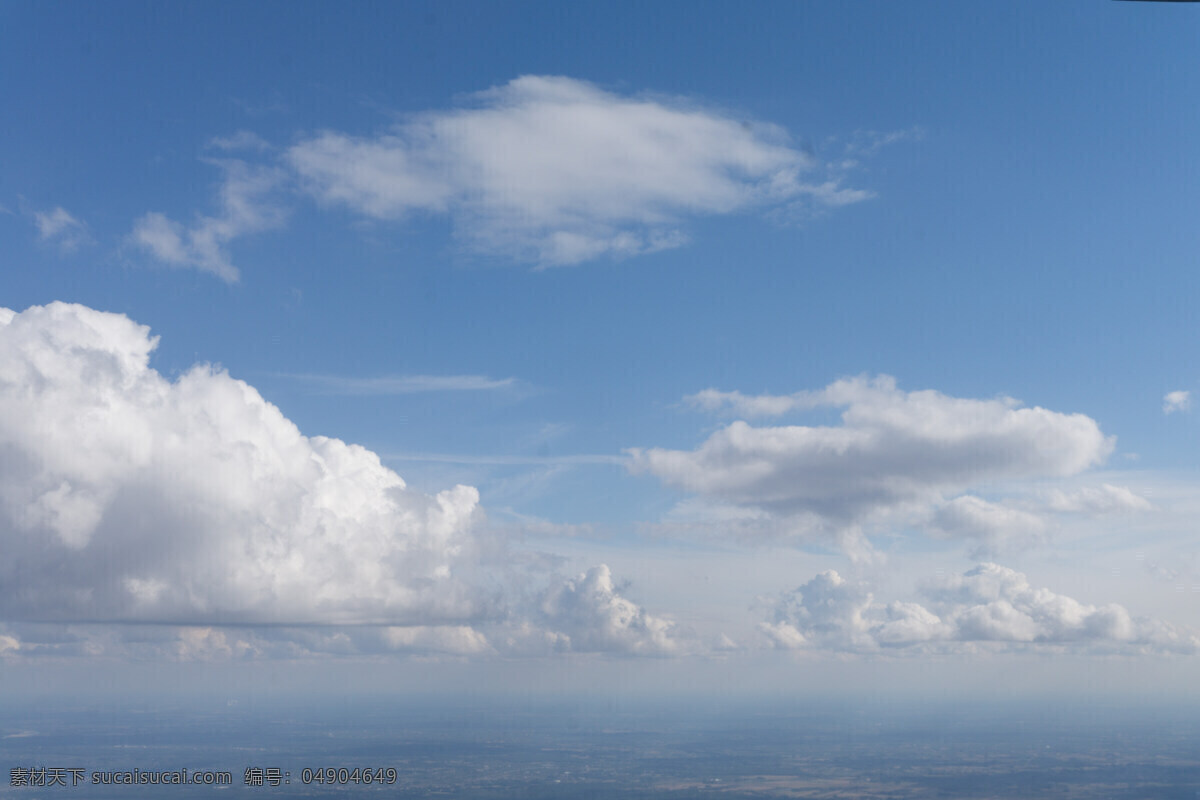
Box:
762;563;1198;655
633;376;1113;551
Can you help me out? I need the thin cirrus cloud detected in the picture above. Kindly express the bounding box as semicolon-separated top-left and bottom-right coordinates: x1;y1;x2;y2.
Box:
286;75;870;267
129;160;285;282
33;206;91;253
1042;483;1152;515
0;302;682;660
281;372;518;395
761;563;1198;655
632;376;1114;552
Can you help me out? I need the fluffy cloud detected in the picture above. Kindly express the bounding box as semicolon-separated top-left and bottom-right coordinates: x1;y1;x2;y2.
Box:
33;206;90;253
129;160;284;281
0;303;685;660
1163;390;1191;415
635;377;1112;551
763;564;1197;655
537;565;681;656
287;75;865;267
0;302;488;627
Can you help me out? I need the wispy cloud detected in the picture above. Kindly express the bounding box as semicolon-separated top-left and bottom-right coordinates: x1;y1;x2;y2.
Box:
281;372;519;395
206;130;272;152
286;76;873;267
129;159;285;282
33;206;91;253
1163;390;1191;415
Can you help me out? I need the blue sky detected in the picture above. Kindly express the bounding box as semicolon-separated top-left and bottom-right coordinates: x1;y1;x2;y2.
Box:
2;1;1200;695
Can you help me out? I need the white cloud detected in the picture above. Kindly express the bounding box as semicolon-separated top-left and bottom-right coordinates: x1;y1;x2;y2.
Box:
538;565;682;656
684;388;815;418
633;376;1113;551
33;206;90;252
1;577;688;660
129;159;284;282
0;302;486;626
0;303;683;660
0;621;502;661
287;75;868;267
1163;390;1191;415
763;563;1197;655
381;625;493;656
1043;483;1152;515
929;495;1047;557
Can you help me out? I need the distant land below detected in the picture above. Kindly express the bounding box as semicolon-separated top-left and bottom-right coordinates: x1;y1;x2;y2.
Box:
3;694;1198;799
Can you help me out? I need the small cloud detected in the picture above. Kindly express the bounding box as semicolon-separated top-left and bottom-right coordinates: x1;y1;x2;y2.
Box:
33;207;91;253
1163;390;1191;415
843;126;925;159
128;160;286;282
538;565;684;656
684;387;813;418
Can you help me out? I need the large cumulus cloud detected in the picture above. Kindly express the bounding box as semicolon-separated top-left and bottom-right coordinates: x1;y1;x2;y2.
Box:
0;302;486;626
0;303;683;659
